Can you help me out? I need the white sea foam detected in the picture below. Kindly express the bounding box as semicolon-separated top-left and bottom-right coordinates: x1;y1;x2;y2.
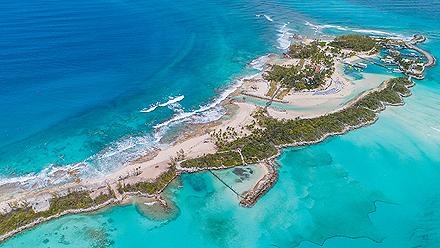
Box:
264;15;274;22
86;134;157;174
0;162;87;189
0;50;268;190
190;106;225;124
140;95;185;113
256;14;274;22
277;23;293;50
431;126;440;133
153;73;259;131
305;21;349;32
304;21;408;39
249;54;272;71
0;133;159;189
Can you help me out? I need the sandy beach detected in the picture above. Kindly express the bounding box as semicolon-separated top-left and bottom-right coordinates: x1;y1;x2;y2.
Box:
238;53;392;119
0;51;390;213
0;100;258;213
1;33;434;242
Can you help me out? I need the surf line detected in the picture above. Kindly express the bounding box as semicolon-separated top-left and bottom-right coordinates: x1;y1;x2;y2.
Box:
140;95;185;113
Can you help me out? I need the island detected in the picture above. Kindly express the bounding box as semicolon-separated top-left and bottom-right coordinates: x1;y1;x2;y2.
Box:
0;34;435;242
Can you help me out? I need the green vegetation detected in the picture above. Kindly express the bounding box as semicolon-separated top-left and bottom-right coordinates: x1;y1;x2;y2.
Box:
264;41;335;91
393;54;423;71
288;42;321;59
355;77;412;110
181;77;411;169
118;167;176;195
329;34;377;52
276;87;291;100
267;34;377;92
94;192;113;205
0;191;113;237
266;81;278;97
288;41;335;65
0;166;179;238
264;63;333;91
180;151;242;168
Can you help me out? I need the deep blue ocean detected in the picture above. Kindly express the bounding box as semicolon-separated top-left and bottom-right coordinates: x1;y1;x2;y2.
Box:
0;0;281;178
1;0;440;247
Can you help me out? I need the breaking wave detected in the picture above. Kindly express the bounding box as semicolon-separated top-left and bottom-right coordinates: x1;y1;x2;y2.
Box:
153;73;260;131
249;54;272;71
140;95;185;113
0;134;158;189
256;14;274;22
304;21;409;39
277;23;293;50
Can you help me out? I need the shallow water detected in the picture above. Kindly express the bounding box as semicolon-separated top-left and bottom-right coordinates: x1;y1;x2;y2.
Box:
1;0;440;247
238;70;391;114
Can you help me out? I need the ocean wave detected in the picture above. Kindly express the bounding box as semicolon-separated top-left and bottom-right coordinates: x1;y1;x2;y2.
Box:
277;23;293;50
305;21;350;32
0;134;158;189
86;134;157;174
304;21;408;39
0;162;87;189
140;95;185;113
153;73;260;131
249;54;272;71
256;14;274;22
0;59;264;190
0;75;250;189
190;106;225;124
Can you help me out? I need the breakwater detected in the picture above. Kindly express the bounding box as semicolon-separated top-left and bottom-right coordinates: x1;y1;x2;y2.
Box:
240;161;278;207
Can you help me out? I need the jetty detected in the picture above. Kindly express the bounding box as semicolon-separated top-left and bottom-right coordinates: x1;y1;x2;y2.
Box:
239;161;278;208
403;34;435;67
241;91;288;104
405;43;436;67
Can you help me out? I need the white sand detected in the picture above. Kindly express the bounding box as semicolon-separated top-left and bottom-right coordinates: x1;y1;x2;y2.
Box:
0;51;392;212
239;55;392;120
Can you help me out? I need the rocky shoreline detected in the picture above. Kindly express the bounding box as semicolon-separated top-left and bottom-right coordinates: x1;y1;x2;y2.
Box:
240;161;278;208
0;198;116;243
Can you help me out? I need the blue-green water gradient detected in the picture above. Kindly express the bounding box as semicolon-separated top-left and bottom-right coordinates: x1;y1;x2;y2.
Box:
1;0;440;247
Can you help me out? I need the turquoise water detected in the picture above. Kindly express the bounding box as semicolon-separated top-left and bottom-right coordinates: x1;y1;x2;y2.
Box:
2;0;440;247
0;0;294;183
